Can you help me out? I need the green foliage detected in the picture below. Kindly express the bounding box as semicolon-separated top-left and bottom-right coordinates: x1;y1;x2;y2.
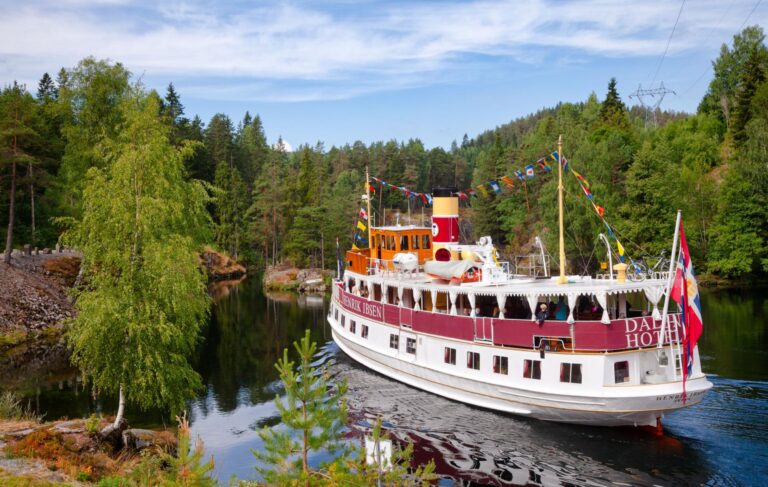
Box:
0;391;40;422
61;89;211;415
54;57;131;218
85;414;101;434
253;330;350;485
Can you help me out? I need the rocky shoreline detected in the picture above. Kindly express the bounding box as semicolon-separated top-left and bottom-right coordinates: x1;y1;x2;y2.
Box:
263;263;334;293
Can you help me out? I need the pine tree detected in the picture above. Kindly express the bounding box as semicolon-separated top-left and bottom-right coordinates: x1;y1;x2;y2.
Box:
0;83;39;263
61;91;211;428
254;330;350;485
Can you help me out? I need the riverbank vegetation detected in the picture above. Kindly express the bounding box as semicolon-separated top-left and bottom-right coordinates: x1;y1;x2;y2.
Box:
2;27;767;285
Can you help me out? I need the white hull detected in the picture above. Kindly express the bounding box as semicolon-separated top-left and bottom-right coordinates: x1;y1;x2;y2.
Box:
329;299;712;427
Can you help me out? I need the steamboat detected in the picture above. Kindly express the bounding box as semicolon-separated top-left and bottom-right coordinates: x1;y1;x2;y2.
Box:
328;137;712;427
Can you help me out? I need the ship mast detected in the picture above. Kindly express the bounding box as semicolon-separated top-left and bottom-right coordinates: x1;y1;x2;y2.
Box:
557;135;567;285
365;166;372;249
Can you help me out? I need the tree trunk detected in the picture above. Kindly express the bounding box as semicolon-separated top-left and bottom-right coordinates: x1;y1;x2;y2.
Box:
28;163;36;248
114;385;126;427
4;153;17;264
99;384;128;446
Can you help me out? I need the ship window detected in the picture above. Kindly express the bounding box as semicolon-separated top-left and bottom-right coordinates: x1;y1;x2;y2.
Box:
362;325;369;339
341;315;346;328
389;236;395;250
467;352;480;370
334;309;338;321
422;235;431;249
675;352;682;374
444;347;456;365
400;235;409;250
493;356;509;375
350;320;356;334
412;235;420;250
406;338;416;354
560;363;582;383
389;334;399;350
614;361;630;383
523;359;541;379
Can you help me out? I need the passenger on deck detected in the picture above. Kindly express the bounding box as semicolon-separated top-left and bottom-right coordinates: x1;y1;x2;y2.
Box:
535;304;548;326
555;297;568;321
492;306;500;318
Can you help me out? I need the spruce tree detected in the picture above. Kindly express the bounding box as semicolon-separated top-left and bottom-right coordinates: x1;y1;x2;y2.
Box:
254;330;350;485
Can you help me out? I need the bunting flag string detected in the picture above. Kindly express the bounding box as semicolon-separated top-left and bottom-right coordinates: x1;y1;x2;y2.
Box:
565;159;628;262
369;149;560;208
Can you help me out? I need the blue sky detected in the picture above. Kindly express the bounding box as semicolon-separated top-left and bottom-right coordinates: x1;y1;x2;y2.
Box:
1;0;767;149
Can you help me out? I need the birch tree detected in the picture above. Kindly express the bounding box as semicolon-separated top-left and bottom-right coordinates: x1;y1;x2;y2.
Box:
62;89;211;428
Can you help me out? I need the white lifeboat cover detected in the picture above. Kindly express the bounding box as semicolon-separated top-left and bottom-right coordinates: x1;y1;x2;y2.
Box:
424;260;477;280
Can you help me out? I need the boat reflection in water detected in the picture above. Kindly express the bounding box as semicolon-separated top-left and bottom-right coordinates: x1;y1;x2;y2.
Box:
335;351;723;486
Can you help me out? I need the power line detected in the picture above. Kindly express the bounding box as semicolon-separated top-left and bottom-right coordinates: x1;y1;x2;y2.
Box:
678;0;764;98
738;0;764;30
651;0;687;87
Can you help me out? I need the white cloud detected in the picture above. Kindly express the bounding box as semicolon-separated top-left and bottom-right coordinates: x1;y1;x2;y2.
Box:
0;0;764;100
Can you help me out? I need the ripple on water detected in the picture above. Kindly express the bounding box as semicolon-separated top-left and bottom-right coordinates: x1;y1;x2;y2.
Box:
329;344;763;487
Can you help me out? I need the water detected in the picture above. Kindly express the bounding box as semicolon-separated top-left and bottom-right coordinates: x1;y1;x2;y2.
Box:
7;279;768;485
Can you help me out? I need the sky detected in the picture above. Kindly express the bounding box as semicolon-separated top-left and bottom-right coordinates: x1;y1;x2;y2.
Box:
1;0;767;150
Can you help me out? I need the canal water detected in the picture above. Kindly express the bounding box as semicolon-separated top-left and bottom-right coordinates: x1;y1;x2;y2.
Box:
10;279;768;486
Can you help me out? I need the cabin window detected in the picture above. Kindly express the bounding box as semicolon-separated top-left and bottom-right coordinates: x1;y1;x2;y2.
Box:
493;356;509;375
406;338;416;354
350;320;356;334
422;235;431;249
467;352;480;370
334;309;338;321
390;236;396;250
444;347;456;365
412;235;420;250
389;334;399;350
362;325;369;339
400;235;409;250
523;359;541;379
560;363;582;383
341;315;346;328
614;361;629;383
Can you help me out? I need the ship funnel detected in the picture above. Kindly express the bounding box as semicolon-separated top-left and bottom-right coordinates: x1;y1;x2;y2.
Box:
431;187;459;260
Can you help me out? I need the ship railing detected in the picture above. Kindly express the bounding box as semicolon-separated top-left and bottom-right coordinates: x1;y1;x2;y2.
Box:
487;261;510;281
367;257;424;279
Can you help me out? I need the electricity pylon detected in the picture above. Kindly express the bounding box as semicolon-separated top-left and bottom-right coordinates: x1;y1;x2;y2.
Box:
629;82;676;127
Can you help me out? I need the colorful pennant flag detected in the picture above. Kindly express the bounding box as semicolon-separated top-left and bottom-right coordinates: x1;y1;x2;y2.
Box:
514;170;525;181
581;185;593;200
477;185;489;197
467;189;477;198
359;208;368;220
418;193;428;205
572;169;589;188
457;191;468;200
357;220;366;232
500;176;515;188
537;158;552;172
525;165;535;179
425;193;433;205
489;180;502;193
616;240;625;262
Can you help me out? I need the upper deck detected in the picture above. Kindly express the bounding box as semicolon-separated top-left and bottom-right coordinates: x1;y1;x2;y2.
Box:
338;267;680;352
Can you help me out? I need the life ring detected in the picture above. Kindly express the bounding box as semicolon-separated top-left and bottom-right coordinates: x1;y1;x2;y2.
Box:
462;267;482;283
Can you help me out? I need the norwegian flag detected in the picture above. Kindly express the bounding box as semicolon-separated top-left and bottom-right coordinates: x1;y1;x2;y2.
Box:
670;220;704;402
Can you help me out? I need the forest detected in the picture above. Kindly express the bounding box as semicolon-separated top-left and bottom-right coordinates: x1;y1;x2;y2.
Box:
1;26;767;285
